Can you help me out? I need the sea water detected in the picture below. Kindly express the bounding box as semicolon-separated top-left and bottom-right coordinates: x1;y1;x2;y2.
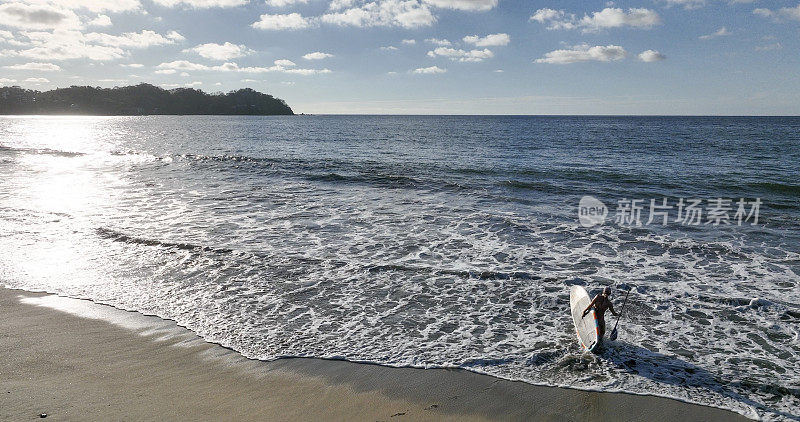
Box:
1;115;798;420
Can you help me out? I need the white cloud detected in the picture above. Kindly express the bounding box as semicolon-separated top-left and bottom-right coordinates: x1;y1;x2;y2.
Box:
84;30;184;48
5;30;125;60
24;77;49;82
663;0;705;9
755;42;782;51
184;42;253;60
314;0;503;28
283;67;332;75
753;8;773;17
1;29;183;62
0;78;18;84
157;60;211;71
462;33;509;47
535;44;626;64
581;7;660;31
0;2;82;30
326;0;495;17
252;13;312;30
328;0;354;10
303;51;333;60
427;46;493;62
530;8;567;26
121;63;144;68
753;4;800;21
179;71;189;76
151;0;248;8
166;31;185;41
40;0;142;13
274;59;296;66
493;69;503;72
422;0;496;11
699;27;731;40
412;65;446;74
402;39;416;44
155;69;176;74
638;49;665;62
161;81;204;88
1;29;184;61
320;0;436;28
266;0;308;6
87;14;112;27
3;62;61;71
531;7;660;32
281;81;295;85
381;45;398;50
156;60;331;75
0;34;27;46
425;37;451;46
319;7;370;26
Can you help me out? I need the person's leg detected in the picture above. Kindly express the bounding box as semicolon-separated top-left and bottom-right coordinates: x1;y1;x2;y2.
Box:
598;318;606;338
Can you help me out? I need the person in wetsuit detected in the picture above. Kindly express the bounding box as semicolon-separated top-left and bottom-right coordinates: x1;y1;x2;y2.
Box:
582;286;618;339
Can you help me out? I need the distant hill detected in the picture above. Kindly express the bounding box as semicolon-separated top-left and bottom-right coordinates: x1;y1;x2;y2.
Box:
0;83;294;115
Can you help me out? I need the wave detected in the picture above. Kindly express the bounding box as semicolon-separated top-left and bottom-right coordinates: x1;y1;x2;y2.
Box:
749;182;800;196
305;172;423;189
366;263;540;281
499;179;569;194
176;153;283;165
96;227;234;254
169;153;477;193
0;145;85;157
94;227;551;284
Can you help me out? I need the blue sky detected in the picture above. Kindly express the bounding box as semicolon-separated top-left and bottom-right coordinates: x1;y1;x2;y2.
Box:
0;0;798;114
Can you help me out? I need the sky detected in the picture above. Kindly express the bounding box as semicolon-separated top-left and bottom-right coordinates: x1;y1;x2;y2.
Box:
0;0;798;115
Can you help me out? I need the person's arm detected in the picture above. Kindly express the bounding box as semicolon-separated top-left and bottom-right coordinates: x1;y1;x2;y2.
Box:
582;295;598;318
609;302;618;317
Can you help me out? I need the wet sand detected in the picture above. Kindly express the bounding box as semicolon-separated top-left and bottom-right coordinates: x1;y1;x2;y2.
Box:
0;287;751;421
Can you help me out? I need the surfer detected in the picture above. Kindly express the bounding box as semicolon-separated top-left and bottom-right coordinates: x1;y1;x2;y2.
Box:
582;287;618;339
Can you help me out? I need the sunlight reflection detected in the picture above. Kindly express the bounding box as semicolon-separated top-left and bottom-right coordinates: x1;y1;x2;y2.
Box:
0;116;128;287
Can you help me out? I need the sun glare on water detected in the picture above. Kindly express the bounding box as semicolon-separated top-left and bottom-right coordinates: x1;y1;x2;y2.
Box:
1;117;135;287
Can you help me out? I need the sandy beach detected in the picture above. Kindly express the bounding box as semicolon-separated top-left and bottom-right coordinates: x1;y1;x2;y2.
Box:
0;287;750;421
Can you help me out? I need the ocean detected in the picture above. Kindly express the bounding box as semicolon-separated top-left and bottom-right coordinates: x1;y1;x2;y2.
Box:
1;115;798;420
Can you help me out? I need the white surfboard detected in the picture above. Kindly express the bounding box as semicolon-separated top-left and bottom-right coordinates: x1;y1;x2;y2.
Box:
570;285;600;352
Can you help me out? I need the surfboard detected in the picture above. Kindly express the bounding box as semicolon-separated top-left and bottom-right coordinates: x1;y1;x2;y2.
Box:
570;285;600;352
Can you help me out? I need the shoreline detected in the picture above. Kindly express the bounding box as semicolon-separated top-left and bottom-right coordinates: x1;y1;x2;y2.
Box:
0;287;752;421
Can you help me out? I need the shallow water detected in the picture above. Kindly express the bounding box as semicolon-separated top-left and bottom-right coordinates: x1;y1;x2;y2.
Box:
1;115;798;420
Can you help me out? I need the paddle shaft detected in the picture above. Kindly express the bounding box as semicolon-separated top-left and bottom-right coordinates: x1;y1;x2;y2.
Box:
611;287;632;335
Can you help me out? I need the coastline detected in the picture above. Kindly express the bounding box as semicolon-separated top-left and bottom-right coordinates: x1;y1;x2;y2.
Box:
0;287;751;421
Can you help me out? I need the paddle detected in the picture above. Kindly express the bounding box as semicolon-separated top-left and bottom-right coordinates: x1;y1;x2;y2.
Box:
609;286;633;341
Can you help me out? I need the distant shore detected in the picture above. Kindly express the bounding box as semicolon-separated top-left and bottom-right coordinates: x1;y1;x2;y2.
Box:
0;287;751;421
0;84;294;116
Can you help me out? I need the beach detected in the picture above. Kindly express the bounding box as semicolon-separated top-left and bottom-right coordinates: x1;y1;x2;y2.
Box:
0;287;750;421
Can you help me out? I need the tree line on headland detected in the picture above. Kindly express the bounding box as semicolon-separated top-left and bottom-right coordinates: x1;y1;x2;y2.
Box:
0;83;294;115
